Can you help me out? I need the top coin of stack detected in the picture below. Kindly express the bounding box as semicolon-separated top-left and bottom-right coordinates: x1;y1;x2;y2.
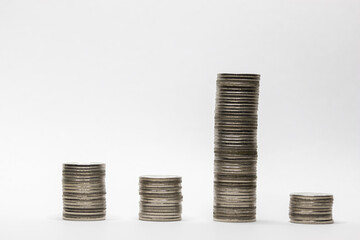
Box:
289;192;334;224
214;73;260;222
62;163;106;221
139;175;183;222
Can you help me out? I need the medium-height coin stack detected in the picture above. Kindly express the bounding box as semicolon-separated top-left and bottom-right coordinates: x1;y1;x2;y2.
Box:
214;73;260;222
62;163;106;221
289;193;334;224
139;175;183;222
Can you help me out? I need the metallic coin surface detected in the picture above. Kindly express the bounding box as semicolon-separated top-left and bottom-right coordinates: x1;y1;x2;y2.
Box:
214;73;260;223
62;163;106;221
289;192;334;224
139;175;182;222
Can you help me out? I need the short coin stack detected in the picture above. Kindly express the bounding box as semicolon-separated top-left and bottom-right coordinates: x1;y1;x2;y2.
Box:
214;73;260;222
289;193;334;224
139;175;183;222
62;163;106;221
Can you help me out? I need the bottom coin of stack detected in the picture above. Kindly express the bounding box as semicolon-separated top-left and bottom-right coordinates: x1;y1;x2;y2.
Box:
289;192;334;224
62;163;106;221
139;175;182;222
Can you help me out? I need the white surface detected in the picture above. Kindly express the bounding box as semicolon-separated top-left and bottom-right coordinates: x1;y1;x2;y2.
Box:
1;0;360;239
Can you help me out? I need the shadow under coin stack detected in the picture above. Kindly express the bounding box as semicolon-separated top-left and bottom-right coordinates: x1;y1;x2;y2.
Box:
139;175;183;222
289;193;334;224
62;163;106;221
214;73;260;222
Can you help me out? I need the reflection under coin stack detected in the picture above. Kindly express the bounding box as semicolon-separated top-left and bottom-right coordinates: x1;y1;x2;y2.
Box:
62;163;106;221
139;175;182;222
289;193;334;224
214;73;260;222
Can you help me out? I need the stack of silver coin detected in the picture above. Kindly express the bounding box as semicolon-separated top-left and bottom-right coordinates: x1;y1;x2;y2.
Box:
139;175;183;222
289;192;334;224
214;73;260;222
62;163;106;221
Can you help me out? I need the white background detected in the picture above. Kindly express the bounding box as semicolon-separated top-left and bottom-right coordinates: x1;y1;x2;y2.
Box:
0;0;359;239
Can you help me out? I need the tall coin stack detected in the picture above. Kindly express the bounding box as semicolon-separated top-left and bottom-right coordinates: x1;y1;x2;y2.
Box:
289;193;334;224
139;175;183;222
214;73;260;222
62;163;106;221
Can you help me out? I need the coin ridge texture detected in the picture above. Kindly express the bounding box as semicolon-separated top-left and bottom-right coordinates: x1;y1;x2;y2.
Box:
289;192;334;224
139;175;182;222
213;73;260;222
62;163;106;221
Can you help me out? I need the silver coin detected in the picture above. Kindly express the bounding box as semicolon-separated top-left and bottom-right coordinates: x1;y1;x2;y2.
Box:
63;215;106;221
214;218;256;223
290;219;334;224
213;213;256;222
290;192;333;198
140;206;181;210
140;175;181;180
139;215;181;222
140;189;181;194
290;215;333;221
290;210;333;215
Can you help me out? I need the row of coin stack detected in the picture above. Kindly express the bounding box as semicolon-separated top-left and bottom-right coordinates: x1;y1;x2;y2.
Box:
62;163;334;224
60;72;334;224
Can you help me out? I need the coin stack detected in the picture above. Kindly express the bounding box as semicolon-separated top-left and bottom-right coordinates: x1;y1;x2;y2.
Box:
214;73;260;222
139;175;183;222
289;193;334;224
62;163;106;221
